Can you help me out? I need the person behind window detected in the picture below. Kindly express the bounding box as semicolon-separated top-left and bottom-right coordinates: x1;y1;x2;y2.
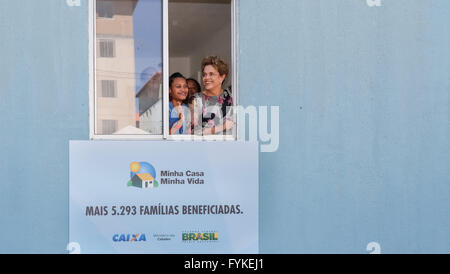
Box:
186;78;201;104
185;78;201;132
193;56;235;136
169;72;191;135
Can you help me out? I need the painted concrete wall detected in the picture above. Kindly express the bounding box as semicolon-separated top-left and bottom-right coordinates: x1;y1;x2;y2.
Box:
0;0;449;253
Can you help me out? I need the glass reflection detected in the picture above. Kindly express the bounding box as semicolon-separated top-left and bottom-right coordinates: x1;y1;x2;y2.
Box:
96;0;163;135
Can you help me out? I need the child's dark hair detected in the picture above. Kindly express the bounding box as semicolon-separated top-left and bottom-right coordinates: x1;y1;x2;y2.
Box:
187;78;201;93
169;72;185;88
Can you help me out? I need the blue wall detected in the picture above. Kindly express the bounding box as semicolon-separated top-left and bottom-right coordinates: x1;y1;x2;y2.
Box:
0;0;449;253
0;0;89;253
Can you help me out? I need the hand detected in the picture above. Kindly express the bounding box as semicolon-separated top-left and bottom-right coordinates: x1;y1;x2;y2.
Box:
178;112;185;123
176;106;185;123
170;120;183;135
223;119;235;131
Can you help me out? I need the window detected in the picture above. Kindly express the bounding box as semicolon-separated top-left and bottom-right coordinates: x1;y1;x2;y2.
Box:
98;39;115;58
90;0;237;140
97;1;115;18
101;80;117;97
102;120;118;135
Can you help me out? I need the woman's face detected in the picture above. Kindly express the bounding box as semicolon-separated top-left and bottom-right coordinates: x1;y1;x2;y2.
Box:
202;65;226;92
170;78;188;102
187;80;200;97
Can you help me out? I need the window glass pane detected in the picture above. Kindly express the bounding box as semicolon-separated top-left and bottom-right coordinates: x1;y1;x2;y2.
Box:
102;120;118;135
98;39;115;58
168;0;234;137
96;0;163;135
97;1;115;18
101;80;117;97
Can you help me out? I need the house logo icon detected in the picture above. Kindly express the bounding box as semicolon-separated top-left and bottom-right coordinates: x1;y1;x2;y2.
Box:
127;162;159;189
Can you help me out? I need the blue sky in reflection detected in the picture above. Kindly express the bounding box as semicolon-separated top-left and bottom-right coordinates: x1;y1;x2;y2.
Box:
133;0;162;93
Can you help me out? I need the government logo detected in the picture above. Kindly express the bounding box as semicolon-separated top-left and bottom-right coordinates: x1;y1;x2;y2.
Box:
113;233;147;242
127;162;159;189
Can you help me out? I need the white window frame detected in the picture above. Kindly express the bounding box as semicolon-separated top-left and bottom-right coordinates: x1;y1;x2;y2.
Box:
89;0;239;141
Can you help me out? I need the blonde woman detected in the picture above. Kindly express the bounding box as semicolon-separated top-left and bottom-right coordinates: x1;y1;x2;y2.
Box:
193;56;234;136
